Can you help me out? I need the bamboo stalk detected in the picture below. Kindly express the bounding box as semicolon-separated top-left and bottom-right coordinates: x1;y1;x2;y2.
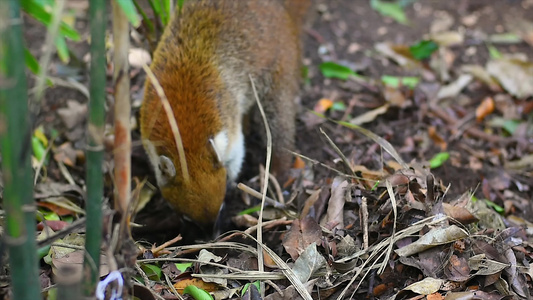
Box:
0;1;40;299
112;0;132;228
82;0;106;295
111;1;135;297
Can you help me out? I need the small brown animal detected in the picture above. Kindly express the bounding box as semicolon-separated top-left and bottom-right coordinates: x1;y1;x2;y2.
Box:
140;0;309;225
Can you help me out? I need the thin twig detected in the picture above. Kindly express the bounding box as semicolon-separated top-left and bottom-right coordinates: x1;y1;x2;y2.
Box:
248;74;272;299
142;64;190;183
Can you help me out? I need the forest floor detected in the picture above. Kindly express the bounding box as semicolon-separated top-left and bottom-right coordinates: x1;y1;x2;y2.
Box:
2;0;533;299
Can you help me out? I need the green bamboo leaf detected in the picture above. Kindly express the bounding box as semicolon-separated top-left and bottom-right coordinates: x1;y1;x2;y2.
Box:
487;45;503;59
149;0;161;15
319;62;357;80
31;136;47;162
24;48;40;74
162;0;172;25
484;199;504;213
370;0;408;25
55;35;70;63
177;0;185;10
242;281;261;296
25;49;53;85
381;75;420;89
409;40;439;60
42;210;60;221
183;285;213;300
20;0;81;41
115;0;141;27
175;262;193;272
429;152;450;169
140;264;162;281
133;0;155;34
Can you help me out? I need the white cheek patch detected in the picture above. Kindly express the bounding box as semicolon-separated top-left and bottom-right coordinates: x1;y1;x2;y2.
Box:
212;129;245;182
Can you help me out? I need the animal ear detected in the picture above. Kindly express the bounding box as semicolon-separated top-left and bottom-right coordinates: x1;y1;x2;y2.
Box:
158;155;176;182
208;138;224;169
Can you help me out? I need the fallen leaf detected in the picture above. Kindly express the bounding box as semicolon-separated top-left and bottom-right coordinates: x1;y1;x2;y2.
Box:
282;217;322;261
437;74;473;99
428;126;447;151
292;243;326;283
313;98;333;113
57;100;87;130
403;277;444;295
174;275;218;294
395;225;469;257
487;57;533;98
349;104;389;126
475;97;495;122
430;31;464;47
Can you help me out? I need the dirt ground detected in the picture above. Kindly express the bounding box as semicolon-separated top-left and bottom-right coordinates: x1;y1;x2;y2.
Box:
5;0;533;299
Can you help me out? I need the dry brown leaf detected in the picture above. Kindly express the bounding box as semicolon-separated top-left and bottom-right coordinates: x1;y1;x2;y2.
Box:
313;98;333;113
475;97;495;122
173;277;218;294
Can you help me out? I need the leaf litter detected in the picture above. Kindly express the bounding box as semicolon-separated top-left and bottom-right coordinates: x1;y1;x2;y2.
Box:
3;0;533;299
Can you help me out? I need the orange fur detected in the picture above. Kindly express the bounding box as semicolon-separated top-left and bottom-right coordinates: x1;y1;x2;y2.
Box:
140;0;309;225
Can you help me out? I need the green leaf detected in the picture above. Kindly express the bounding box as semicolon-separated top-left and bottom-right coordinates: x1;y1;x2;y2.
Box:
24;48;41;75
31;136;47;162
489;33;522;44
140;264;162;281
409;40;438;60
429;152;450;169
487;45;502;59
242;281;261;296
37;245;51;260
331;101;347;112
20;0;81;41
238;205;261;215
488;117;520;135
183;285;213;300
177;0;186;10
370;0;408;25
55;35;70;63
381;75;420;89
484;199;504;213
115;0;141;27
133;0;155;34
502;120;520;135
43;210;60;221
162;0;172;25
319;62;357;80
24;49;54;86
175;262;193;272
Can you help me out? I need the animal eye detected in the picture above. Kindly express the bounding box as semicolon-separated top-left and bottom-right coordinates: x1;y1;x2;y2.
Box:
158;155;176;179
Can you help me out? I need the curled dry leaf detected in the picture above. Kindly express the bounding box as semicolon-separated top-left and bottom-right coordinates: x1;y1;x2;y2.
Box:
292;243;326;283
375;42;422;70
430;31;464;47
282;217;323;261
475;97;495;122
403;277;444;295
313;98;333;113
437;74;473;99
442;203;478;225
395;225;469;257
321;177;348;230
461;65;501;91
428;126;447;151
487;57;533;98
56;100;87;130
